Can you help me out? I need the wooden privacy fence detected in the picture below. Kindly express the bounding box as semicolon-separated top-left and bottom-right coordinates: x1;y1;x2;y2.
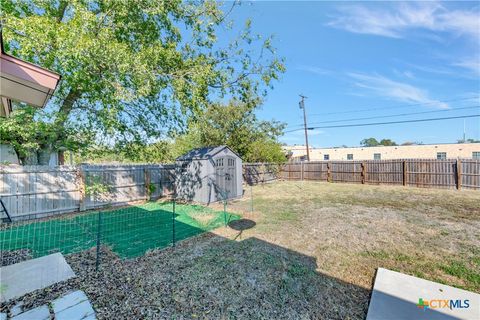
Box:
243;163;280;185
281;159;480;190
2;160;478;220
0;164;175;220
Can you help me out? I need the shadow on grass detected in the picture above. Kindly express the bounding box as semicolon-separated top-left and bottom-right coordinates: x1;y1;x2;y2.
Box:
163;234;465;319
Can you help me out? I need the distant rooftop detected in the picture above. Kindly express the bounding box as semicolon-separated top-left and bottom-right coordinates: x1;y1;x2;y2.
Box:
283;142;479;150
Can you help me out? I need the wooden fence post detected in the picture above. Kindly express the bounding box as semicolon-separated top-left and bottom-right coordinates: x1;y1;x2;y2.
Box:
301;161;304;181
361;162;366;184
144;167;151;200
262;163;266;184
403;160;407;186
456;159;462;190
79;167;86;211
327;162;332;182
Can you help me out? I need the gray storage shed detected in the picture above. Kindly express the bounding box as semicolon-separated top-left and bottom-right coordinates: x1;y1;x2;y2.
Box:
175;145;243;204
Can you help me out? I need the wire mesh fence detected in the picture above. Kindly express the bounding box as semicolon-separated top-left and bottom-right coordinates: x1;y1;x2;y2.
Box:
0;201;239;269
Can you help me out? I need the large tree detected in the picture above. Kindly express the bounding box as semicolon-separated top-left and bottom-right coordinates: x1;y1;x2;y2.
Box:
0;0;284;163
171;100;286;162
75;100;286;164
360;137;397;147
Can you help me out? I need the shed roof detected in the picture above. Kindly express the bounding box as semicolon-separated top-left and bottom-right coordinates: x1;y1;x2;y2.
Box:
176;145;240;161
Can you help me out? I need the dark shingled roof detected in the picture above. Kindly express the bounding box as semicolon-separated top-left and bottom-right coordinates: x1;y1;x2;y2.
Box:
176;145;240;161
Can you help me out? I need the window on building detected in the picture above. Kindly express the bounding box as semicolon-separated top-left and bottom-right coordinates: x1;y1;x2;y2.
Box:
473;152;480;159
324;154;329;160
373;153;381;160
437;152;447;160
347;154;353;160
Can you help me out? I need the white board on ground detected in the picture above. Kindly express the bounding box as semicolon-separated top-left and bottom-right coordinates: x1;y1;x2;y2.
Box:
367;268;480;320
0;253;75;302
53;290;96;320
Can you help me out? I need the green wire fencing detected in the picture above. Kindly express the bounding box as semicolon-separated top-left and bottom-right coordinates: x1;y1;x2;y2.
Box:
0;201;239;269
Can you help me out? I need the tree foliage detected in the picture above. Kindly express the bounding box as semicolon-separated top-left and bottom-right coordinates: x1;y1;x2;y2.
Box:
379;139;397;146
360;137;397;147
360;137;379;147
0;0;285;163
76;100;286;163
457;138;480;143
0;106;90;163
175;100;286;162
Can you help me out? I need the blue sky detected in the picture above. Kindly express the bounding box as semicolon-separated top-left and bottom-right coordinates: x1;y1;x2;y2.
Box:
226;1;480;147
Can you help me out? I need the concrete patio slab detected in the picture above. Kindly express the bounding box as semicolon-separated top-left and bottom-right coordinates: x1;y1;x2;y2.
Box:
11;305;49;320
367;268;480;320
52;290;88;314
0;253;75;302
10;302;24;317
55;299;95;320
53;290;96;320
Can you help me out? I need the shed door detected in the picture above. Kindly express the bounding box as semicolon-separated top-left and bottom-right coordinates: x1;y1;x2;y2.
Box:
215;156;236;200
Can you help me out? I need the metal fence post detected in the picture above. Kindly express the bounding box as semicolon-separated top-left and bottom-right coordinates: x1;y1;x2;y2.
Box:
95;211;102;271
250;183;254;214
172;197;176;247
223;191;228;226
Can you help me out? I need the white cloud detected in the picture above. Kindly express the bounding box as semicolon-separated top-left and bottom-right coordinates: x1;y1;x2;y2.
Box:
452;57;480;76
393;69;415;79
348;72;449;109
403;71;415;79
328;2;480;40
296;65;331;75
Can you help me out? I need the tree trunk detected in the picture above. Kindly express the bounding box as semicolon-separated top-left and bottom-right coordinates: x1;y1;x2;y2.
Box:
37;147;52;165
57;90;80;120
58;150;65;165
22;151;38;165
57;1;69;22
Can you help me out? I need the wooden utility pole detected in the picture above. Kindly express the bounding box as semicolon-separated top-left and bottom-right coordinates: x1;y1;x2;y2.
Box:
299;94;310;161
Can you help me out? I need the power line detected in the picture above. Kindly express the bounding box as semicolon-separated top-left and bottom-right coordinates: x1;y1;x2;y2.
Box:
284;114;480;133
307;96;479;117
286;105;480;129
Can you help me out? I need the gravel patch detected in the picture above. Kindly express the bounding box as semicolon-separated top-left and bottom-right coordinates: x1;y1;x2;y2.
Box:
1;249;32;266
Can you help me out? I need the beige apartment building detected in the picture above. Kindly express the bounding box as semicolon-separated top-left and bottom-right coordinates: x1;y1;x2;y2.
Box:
284;143;480;161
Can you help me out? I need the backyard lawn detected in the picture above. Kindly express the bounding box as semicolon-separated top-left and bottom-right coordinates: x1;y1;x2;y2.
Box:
223;181;480;293
2;181;479;319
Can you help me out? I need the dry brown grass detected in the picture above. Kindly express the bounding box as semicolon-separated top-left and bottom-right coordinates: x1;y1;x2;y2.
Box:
218;181;480;294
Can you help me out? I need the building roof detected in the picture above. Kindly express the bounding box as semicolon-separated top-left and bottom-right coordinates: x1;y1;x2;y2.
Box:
176;145;240;161
0;31;61;115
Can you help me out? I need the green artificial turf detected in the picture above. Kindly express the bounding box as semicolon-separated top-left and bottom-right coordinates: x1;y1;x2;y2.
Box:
0;202;239;259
